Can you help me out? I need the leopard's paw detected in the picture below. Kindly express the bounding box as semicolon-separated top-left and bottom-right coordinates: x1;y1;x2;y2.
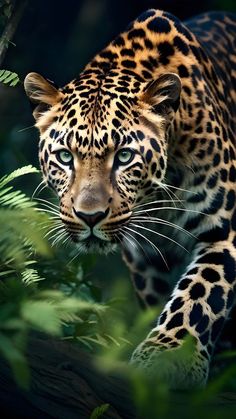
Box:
130;339;209;389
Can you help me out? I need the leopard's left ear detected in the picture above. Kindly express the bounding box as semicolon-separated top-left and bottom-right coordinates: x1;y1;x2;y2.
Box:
24;72;63;121
142;73;181;115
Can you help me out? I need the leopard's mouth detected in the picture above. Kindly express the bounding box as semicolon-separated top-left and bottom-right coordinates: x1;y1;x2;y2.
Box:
62;215;130;254
68;231;120;254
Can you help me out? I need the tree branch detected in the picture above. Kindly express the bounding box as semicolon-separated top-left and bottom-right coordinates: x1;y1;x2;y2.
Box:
0;333;135;418
0;0;28;67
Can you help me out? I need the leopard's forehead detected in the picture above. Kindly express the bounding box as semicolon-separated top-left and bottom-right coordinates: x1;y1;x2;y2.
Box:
46;71;155;156
60;70;143;122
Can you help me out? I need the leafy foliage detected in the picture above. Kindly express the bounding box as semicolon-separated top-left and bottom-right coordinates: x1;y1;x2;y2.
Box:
0;165;49;273
90;403;110;419
0;166;107;386
0;69;19;86
0;166;236;416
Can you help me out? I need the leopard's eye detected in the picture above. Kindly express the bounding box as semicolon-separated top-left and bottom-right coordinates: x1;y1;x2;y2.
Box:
116;149;135;165
56;149;73;165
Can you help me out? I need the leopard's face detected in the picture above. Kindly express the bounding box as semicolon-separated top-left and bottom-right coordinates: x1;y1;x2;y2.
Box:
25;71;181;253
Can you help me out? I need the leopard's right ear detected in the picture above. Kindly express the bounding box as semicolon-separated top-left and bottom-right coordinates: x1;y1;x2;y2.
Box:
24;72;63;121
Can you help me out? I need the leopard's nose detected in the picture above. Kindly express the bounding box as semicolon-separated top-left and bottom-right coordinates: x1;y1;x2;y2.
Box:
73;208;109;228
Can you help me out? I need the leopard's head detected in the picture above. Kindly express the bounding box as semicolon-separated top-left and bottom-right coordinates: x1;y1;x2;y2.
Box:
24;70;181;253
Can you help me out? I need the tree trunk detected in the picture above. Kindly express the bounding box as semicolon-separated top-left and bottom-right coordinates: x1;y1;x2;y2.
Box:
0;333;135;419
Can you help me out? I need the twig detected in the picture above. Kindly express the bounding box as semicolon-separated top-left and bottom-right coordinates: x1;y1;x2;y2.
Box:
0;0;28;67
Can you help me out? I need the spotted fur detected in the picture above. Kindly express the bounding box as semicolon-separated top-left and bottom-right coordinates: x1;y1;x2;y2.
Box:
24;9;236;388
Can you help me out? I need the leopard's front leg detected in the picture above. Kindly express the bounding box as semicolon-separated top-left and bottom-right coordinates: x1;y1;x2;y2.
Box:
131;241;236;388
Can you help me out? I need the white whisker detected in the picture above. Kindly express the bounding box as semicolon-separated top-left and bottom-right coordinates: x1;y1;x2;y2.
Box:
131;216;196;238
31;181;47;199
120;229;148;258
67;246;83;265
133;206;206;216
160;183;178;207
35;202;60;214
18;125;35;133
44;224;63;238
123;225;169;269
161;182;196;195
48;229;64;241
36;208;61;217
35;197;59;210
51;230;68;246
62;235;71;246
133;199;183;211
130;222;189;253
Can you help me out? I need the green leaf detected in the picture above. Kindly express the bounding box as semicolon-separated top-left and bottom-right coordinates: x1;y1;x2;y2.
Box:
21;300;61;336
21;268;45;285
0;69;20;86
0;332;30;389
90;403;110;419
0;165;38;189
0;165;51;271
0;209;51;265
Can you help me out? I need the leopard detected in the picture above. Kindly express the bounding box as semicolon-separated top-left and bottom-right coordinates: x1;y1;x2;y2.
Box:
24;9;236;389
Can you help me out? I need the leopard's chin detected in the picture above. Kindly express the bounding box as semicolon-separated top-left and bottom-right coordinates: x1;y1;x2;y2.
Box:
74;237;118;255
77;241;118;255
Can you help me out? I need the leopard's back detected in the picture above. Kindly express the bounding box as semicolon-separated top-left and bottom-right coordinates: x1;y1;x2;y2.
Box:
186;12;236;120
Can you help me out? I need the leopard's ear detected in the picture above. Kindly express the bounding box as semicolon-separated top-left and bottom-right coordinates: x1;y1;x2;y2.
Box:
24;72;62;120
142;73;181;116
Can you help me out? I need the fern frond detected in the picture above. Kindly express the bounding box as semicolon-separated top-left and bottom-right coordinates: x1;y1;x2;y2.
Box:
0;165;112;388
21;300;61;335
0;165;38;189
0;69;20;86
21;268;45;285
0;209;51;265
20;293;107;336
90;404;110;419
0;189;34;209
0;166;50;270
